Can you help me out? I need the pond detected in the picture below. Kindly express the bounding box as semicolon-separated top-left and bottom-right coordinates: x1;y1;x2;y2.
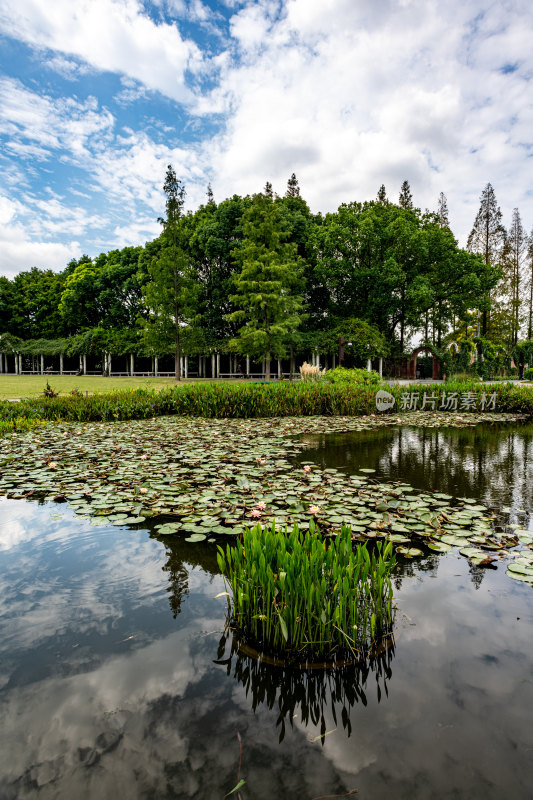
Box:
0;421;532;799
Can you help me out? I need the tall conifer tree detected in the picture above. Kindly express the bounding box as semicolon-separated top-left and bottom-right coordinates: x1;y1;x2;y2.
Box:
230;194;304;380
503;208;527;346
527;228;533;340
143;165;197;380
398;180;413;209
466;182;506;336
437;192;450;227
377;184;388;203
286;173;300;198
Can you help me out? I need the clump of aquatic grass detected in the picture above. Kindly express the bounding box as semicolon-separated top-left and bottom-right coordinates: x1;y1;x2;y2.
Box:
0;380;531;423
0;416;46;436
217;522;395;662
299;361;326;381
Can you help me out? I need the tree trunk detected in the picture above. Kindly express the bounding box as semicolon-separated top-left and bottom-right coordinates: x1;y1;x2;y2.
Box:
175;321;180;381
265;351;271;381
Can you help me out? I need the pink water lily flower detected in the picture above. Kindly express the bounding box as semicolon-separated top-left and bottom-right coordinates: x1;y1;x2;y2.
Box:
251;509;262;518
140;454;148;460
140;487;148;494
304;465;311;473
256;501;266;510
48;462;57;469
309;505;321;515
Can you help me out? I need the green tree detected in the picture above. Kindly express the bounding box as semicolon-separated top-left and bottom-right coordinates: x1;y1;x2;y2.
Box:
398;180;413;209
377;184;388;203
230;194;305;380
437;192;449;228
502;208;527;346
142;165;198;379
286;173;300;198
527;228;533;340
466;183;506;336
10;268;67;338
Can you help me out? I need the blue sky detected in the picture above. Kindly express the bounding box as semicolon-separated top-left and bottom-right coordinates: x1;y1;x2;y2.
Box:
0;0;532;278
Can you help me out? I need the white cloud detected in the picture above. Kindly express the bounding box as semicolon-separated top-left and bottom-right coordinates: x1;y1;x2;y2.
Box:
0;77;114;159
206;0;533;244
1;0;533;275
0;0;203;102
44;54;93;80
0;227;81;278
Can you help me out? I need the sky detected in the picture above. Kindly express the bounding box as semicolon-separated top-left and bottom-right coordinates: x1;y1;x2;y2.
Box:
0;0;532;279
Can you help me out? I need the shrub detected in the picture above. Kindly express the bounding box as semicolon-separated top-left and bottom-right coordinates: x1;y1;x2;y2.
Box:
322;366;383;387
446;371;481;383
217;521;395;661
524;368;533;381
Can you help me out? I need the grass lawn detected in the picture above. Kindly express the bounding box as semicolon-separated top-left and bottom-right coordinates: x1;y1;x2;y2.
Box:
0;374;246;399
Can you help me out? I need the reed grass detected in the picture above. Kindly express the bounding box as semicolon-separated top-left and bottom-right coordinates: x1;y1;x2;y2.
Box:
217;522;395;661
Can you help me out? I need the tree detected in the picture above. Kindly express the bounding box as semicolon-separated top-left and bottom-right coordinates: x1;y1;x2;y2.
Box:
286;173;300;198
466;183;506;336
527;229;533;340
437;192;449;228
230;194;305;380
264;181;273;199
502;208;527;346
377;184;388;203
398;180;413;210
206;183;215;205
142;165;197;380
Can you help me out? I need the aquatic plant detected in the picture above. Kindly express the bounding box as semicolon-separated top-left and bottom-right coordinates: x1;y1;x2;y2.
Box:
0;379;531;424
217;522;395;661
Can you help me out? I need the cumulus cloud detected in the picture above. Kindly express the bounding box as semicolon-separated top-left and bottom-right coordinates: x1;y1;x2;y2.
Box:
1;0;533;273
0;0;203;101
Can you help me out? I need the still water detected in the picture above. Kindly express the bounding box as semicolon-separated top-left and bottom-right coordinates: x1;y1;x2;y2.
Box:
0;423;532;799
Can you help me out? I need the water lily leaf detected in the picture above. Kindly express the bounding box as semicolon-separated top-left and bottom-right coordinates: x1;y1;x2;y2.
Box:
397;546;423;557
428;541;452;553
506;570;533;584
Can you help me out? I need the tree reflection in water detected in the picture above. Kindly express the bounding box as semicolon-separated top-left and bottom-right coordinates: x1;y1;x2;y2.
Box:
215;628;395;743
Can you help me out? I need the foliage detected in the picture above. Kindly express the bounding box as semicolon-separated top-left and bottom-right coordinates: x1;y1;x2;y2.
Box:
229;194;305;379
524;368;533;381
466;182;506;337
0;414;46;437
141;165;198;380
217;522;395;659
0;179;529;369
1;379;531;424
322;366;383;386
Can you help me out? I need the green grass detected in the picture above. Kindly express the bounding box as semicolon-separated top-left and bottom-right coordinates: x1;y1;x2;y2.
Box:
0;374;247;399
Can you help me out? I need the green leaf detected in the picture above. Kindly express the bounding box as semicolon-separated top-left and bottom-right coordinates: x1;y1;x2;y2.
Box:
225;778;246;797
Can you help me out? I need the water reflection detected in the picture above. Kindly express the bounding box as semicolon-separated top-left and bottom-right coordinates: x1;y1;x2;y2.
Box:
1;417;533;798
299;422;533;523
215;629;395;743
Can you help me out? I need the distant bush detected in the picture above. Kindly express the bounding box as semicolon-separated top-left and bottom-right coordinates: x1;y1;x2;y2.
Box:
322;366;383;387
446;371;481;383
524;368;533;381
